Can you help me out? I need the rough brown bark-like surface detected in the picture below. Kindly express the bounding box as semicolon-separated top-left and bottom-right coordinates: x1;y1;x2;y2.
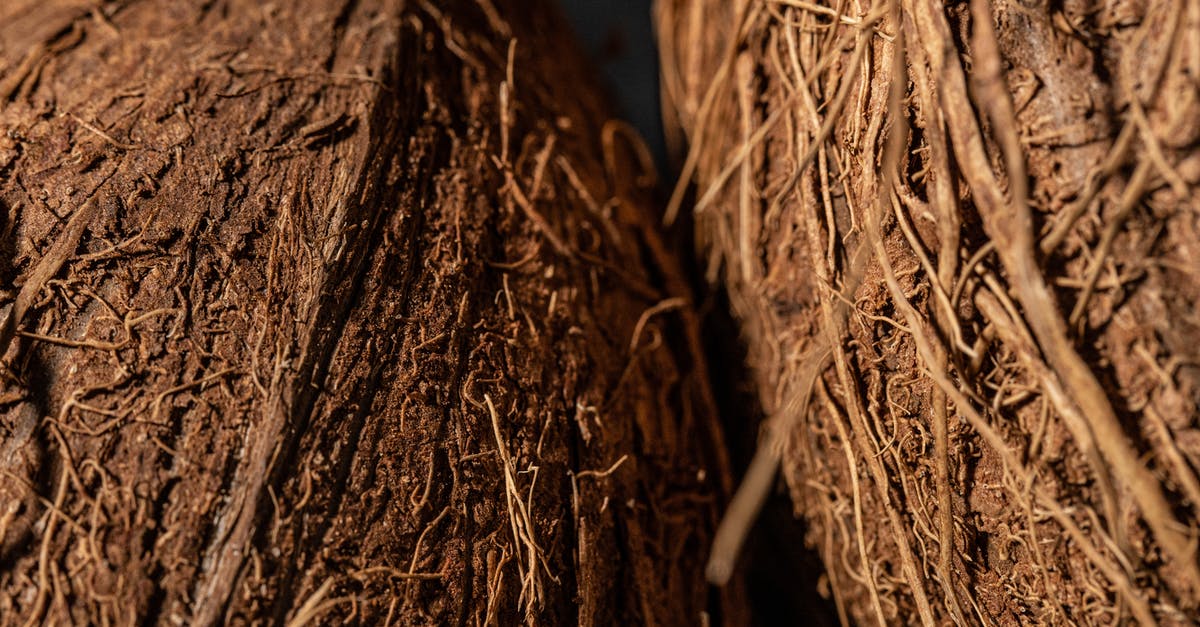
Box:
0;1;735;624
658;0;1200;624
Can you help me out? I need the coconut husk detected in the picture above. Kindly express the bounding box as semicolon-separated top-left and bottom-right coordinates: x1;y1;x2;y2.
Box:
0;1;736;623
657;0;1200;623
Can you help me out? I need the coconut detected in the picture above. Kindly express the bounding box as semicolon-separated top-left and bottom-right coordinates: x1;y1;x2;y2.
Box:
658;0;1200;623
0;1;734;623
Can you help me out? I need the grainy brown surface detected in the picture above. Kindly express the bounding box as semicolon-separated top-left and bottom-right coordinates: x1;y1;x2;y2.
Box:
0;1;738;624
658;0;1200;624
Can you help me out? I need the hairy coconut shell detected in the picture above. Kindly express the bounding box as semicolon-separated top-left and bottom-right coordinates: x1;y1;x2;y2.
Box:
0;1;735;624
658;0;1200;623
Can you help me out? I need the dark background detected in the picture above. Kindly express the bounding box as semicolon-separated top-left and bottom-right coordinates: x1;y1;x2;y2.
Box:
558;0;666;168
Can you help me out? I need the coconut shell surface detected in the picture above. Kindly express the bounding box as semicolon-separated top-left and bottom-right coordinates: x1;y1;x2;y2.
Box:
0;1;735;624
658;0;1200;624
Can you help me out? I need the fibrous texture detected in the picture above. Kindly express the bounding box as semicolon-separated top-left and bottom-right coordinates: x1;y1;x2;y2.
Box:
658;0;1200;624
0;1;734;624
